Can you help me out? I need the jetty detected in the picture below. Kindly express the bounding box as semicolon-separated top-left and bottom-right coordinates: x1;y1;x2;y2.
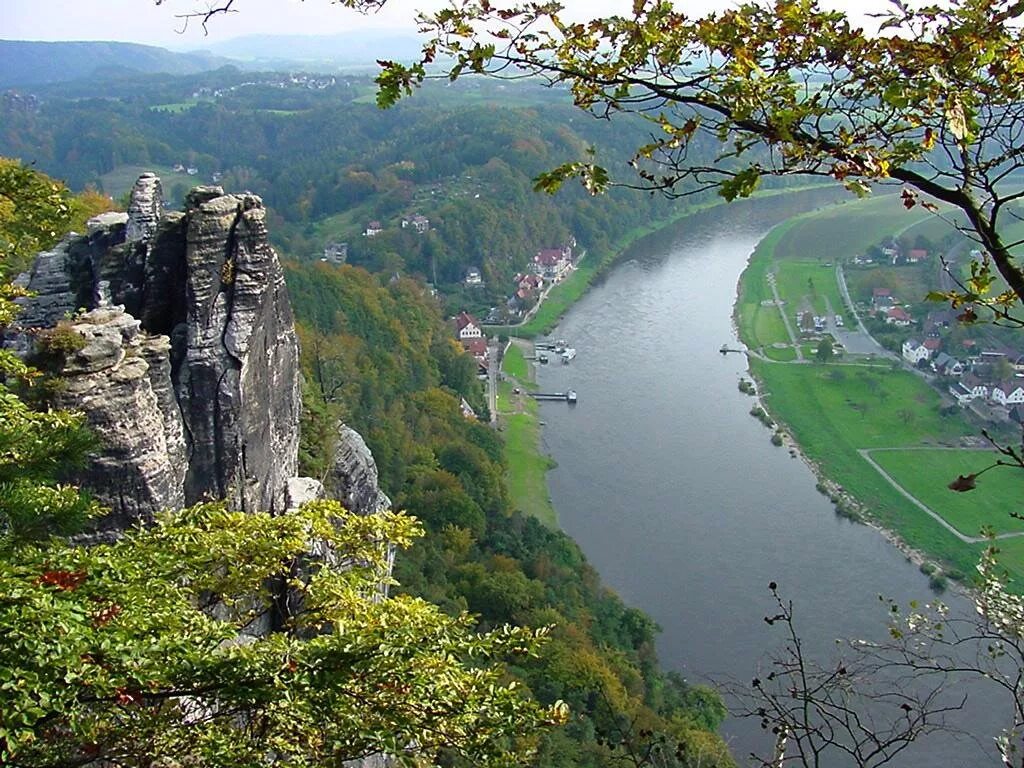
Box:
719;344;745;354
530;389;578;403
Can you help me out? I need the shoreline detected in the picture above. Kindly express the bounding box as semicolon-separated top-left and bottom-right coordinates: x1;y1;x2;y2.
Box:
486;182;835;339
731;205;1006;594
496;185;836;527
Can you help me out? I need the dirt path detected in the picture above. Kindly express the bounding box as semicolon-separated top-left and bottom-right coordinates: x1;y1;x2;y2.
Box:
857;448;1024;543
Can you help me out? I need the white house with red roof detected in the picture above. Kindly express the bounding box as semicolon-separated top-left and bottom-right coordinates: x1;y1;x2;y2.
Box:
454;311;483;341
533;245;573;281
902;338;932;364
885;306;912;326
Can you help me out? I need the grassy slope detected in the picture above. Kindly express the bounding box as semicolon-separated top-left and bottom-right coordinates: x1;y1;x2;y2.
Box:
739;195;1024;581
870;449;1024;537
499;370;557;527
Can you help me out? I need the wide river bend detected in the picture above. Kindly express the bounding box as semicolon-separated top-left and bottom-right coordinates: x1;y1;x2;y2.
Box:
534;195;1001;767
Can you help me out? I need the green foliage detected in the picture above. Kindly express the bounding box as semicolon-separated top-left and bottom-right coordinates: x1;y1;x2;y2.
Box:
0;157;75;275
0;501;560;766
369;0;1024;316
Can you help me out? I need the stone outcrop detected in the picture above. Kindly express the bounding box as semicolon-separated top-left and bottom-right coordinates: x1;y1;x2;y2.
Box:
7;175;304;531
52;308;187;530
326;424;393;517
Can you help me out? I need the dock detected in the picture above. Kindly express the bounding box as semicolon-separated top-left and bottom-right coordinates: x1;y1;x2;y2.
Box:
719;344;745;354
530;389;578;403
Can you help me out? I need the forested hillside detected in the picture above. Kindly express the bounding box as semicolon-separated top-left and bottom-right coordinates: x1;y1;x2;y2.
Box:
286;260;735;767
1;70;740;311
0;40;228;87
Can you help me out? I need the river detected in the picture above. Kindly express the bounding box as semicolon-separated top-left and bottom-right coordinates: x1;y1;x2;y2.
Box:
534;195;1002;767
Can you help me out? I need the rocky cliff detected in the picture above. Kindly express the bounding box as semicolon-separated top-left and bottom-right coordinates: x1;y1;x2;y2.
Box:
7;174;381;532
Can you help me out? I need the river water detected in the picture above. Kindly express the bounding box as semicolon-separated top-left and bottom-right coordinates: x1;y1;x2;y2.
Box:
534;195;1002;766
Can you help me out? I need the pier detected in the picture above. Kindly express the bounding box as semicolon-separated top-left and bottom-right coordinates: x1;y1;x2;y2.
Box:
530;389;578;403
719;344;745;354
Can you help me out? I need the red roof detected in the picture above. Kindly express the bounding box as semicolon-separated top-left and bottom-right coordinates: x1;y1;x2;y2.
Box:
887;307;910;321
873;287;892;297
908;249;928;260
535;248;565;266
454;311;479;332
462;337;488;357
923;338;941;350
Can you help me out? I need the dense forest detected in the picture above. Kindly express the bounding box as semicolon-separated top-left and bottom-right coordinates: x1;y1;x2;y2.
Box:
286;260;735;767
1;68;746;313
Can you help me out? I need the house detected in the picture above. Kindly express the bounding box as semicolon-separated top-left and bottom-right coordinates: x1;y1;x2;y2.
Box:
461;336;490;374
533;245;573;281
460;397;477;420
923;309;955;338
464;267;483;286
885;307;912;326
454;311;483;342
173;163;186;173
882;246;900;264
186;167;199;176
902;338;932;364
364;221;384;237
990;380;1024;406
322;242;348;265
872;288;894;310
1013;354;1024;374
923;338;941;355
402;214;430;233
960;373;990;400
932;352;965;377
907;248;928;263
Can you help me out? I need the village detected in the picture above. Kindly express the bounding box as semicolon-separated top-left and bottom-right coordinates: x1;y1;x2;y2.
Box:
789;235;1024;427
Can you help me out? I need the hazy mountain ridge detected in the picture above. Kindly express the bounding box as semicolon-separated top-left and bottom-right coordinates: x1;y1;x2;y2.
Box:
0;40;231;87
184;31;424;65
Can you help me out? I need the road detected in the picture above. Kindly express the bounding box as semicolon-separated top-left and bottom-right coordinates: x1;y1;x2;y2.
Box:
766;269;804;360
834;264;899;359
487;340;499;426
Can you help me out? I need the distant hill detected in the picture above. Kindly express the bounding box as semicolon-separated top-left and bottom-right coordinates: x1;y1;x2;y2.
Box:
0;40;231;87
189;31;423;66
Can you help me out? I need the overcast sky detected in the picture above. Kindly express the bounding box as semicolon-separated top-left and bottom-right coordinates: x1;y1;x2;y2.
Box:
1;0;882;49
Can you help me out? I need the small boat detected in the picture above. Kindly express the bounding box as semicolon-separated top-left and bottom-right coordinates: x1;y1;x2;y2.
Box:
561;348;576;363
538;353;549;364
566;390;578;403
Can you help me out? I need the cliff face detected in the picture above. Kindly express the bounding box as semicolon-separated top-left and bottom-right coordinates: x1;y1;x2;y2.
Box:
7;174;322;530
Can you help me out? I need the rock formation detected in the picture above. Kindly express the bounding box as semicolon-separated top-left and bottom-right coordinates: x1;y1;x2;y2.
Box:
7;174;317;531
327;425;393;517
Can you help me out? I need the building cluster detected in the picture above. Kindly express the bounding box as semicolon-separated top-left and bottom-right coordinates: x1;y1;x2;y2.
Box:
364;214;430;238
500;243;577;318
893;308;1024;422
454;310;489;375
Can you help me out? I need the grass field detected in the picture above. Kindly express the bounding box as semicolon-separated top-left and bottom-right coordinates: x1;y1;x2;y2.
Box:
749;358;1000;578
737;194;1024;582
736;221;796;350
869;449;1024;537
772;194;933;262
99;164;204;202
502;343;530;381
498;377;557;527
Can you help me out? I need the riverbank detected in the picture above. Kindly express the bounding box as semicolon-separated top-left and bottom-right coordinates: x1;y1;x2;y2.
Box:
497;340;558;526
487;183;835;339
734;197;1024;584
494;185;837;527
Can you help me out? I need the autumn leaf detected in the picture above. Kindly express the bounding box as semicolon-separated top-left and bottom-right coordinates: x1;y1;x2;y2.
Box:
948;474;978;492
